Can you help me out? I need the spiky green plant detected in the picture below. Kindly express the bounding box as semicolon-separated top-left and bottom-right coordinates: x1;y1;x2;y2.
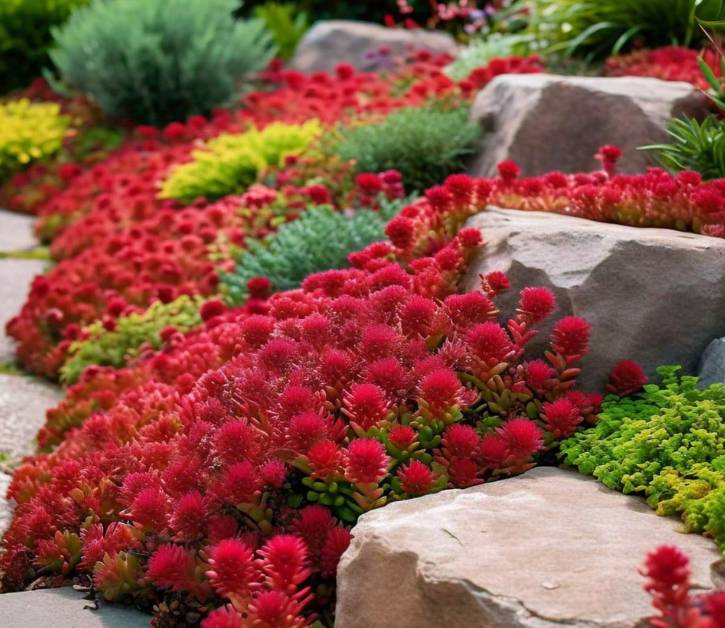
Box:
334;106;481;193
49;0;275;125
222;199;404;304
253;2;309;60
529;0;724;61
560;366;725;556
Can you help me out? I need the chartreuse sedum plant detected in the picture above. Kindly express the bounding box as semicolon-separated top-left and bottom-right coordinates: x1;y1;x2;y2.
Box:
560;366;725;555
223;199;402;304
159;120;321;204
334;106;481;193
49;0;275;125
649;47;725;180
529;0;724;61
60;296;203;385
0;0;89;93
0;99;70;181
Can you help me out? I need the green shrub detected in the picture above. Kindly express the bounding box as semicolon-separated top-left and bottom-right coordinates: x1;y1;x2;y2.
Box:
60;296;203;384
253;2;309;60
49;0;276;125
0;0;88;94
529;0;724;60
223;199;403;304
560;365;725;555
159;120;321;204
334;106;481;193
0;98;70;181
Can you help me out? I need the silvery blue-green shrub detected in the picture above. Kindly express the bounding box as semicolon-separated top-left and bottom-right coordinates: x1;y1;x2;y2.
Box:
50;0;276;125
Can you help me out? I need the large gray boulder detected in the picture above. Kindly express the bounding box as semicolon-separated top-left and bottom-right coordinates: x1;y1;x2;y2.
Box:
698;337;725;387
336;467;721;628
290;20;458;73
462;208;725;390
470;74;708;176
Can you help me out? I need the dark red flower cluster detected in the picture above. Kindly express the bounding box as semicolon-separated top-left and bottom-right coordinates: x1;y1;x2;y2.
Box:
641;545;725;627
605;47;723;91
1;174;600;626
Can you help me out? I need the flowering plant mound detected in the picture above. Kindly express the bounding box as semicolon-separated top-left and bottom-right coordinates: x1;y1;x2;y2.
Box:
561;365;725;556
605;47;723;91
641;545;725;627
2;174;601;626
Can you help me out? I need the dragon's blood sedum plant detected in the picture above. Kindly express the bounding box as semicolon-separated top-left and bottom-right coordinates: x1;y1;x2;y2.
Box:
1;174;600;625
641;545;725;627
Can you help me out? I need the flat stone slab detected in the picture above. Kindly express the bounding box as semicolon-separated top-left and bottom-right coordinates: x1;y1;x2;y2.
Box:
0;210;38;252
336;467;721;628
463;208;725;390
0;588;150;627
0;258;46;363
0;374;62;460
0;374;62;535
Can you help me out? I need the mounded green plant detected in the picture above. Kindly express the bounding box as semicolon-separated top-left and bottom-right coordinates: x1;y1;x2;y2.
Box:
223;199;403;304
529;0;724;61
560;366;725;555
60;296;203;384
49;0;276;125
159;120;322;204
334;106;481;193
0;0;89;94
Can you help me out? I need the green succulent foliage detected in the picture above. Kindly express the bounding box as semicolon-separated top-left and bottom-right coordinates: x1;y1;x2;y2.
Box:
253;2;309;60
49;0;276;125
334;106;481;194
528;0;724;61
0;0;89;94
649;116;725;181
61;296;203;384
223;198;404;304
444;34;534;81
560;365;725;555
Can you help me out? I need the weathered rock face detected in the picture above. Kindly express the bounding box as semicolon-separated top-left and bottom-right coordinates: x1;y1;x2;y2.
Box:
290;20;457;73
470;74;709;176
461;208;725;390
335;467;720;628
699;337;725;386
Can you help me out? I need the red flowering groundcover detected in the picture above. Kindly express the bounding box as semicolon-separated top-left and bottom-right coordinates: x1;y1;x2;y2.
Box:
2;174;604;626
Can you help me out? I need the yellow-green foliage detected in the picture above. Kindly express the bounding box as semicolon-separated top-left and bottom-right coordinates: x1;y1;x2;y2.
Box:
0;99;70;180
159;120;322;204
60;295;203;384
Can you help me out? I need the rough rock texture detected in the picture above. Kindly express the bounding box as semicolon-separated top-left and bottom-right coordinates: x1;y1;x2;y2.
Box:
462;208;725;390
290;20;457;73
0;258;46;363
699;337;725;387
0;588;150;627
336;467;721;628
0;210;37;252
470;74;708;176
